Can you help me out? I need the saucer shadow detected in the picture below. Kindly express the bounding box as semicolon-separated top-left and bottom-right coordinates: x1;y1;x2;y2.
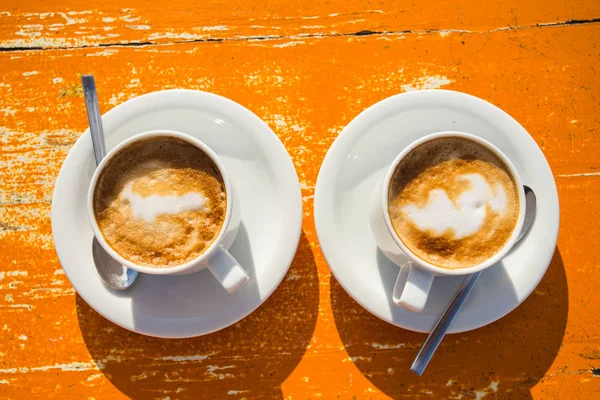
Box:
77;231;318;399
331;248;568;399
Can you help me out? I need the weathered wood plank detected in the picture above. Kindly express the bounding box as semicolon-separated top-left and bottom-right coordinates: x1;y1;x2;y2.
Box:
1;0;599;48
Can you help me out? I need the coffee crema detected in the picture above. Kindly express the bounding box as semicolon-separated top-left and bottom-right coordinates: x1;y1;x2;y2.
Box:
388;137;519;269
93;137;226;268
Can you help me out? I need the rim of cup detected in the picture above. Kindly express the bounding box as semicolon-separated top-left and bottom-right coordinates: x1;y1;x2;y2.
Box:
381;131;526;276
87;129;233;275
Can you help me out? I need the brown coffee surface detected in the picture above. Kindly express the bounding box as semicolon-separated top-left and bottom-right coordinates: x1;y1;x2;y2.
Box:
388;137;519;269
93;137;226;268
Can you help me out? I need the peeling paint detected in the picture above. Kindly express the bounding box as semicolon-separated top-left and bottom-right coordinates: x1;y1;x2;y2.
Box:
202;25;229;31
159;354;210;362
0;107;16;116
274;41;305;48
371;343;405;349
126;25;151;31
557;172;600;178
401;75;452;91
86;49;119;57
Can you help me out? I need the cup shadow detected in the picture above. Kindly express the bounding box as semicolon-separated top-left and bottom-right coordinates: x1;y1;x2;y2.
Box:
331;248;568;399
77;231;319;399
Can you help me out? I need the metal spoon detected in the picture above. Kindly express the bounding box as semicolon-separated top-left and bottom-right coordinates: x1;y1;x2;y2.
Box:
410;186;537;375
82;75;139;290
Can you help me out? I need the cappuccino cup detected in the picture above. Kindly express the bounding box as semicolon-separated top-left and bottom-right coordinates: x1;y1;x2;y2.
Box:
87;130;249;293
369;131;526;312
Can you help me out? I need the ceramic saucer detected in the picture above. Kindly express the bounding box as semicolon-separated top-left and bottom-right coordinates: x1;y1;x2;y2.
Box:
52;90;302;338
314;90;559;333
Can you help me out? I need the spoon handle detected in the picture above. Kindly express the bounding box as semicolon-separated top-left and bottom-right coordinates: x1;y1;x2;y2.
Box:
410;271;481;376
81;75;137;291
81;75;106;166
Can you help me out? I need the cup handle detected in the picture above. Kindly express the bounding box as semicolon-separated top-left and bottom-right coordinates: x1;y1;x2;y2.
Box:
392;262;434;312
206;247;249;293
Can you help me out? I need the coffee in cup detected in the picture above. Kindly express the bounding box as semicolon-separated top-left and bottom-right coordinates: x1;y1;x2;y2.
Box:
387;137;520;269
92;136;227;268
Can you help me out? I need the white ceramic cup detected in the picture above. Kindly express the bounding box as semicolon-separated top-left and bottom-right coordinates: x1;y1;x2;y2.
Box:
87;130;249;293
369;131;526;312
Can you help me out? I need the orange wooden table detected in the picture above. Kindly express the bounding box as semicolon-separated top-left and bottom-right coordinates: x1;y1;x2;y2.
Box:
1;1;599;398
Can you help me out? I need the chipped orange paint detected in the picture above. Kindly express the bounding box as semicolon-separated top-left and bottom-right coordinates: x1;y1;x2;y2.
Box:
1;1;599;49
0;0;599;398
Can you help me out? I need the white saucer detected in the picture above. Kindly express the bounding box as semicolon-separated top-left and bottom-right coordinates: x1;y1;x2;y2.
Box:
315;90;559;333
52;90;302;338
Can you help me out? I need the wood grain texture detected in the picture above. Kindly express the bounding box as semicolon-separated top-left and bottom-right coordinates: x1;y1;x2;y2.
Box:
1;0;599;398
1;1;599;49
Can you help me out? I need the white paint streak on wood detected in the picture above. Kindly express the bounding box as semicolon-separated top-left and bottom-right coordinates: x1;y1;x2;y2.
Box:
16;24;43;38
147;32;206;41
86;49;119;57
0;108;17;116
557;172;600;178
31;362;97;372
371;343;405;349
473;380;500;399
126;25;151;31
23;287;76;299
86;373;103;382
0;304;33;311
206;365;234;372
0;271;28;280
202;25;229;31
0;353;219;375
342;356;371;362
159;354;211;362
121;15;141;23
401;75;452;91
57;12;76;25
67;11;92;15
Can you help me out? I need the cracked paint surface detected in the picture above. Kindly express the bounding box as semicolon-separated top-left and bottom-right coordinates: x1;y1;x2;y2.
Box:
0;0;600;399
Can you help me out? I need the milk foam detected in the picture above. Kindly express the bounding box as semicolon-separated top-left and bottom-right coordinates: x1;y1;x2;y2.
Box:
121;183;208;223
400;173;507;239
